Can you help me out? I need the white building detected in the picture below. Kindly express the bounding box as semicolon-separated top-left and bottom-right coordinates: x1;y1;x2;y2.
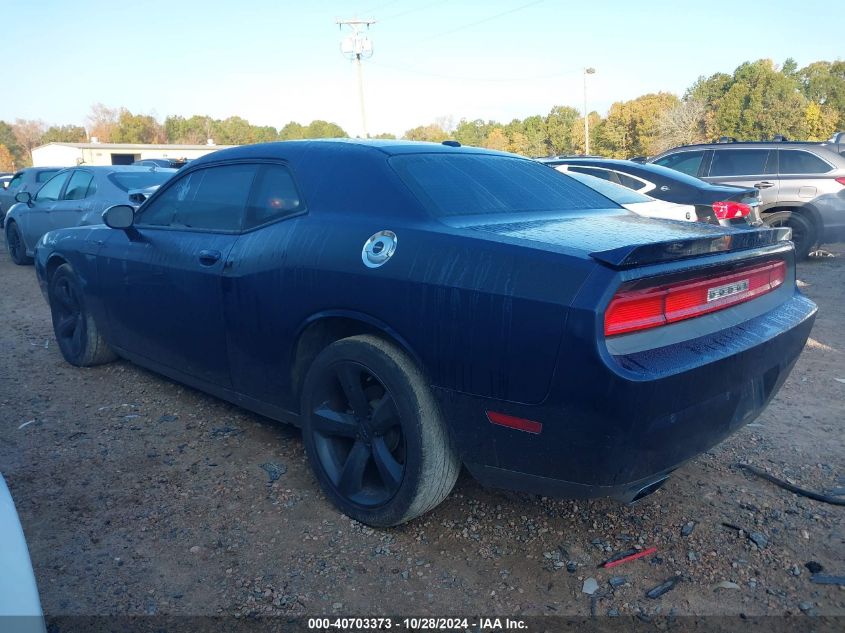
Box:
31;141;236;167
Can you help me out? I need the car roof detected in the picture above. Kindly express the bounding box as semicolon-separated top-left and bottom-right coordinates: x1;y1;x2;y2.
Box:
189;138;516;167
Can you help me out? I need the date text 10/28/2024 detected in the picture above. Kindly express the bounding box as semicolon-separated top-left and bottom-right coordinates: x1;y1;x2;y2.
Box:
307;617;528;631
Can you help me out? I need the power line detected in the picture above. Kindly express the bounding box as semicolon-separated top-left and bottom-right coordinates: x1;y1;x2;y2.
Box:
413;0;547;43
369;59;583;83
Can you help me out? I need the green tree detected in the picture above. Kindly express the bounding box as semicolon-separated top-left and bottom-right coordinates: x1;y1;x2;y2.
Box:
111;110;165;144
804;101;838;140
453;119;493;147
251;125;279;143
165;115;214;144
713;59;809;140
41;125;88;144
303;120;348;139
403;123;448;142
799;60;845;129
543;106;580;155
279;122;305;140
601;93;679;157
483;127;508;151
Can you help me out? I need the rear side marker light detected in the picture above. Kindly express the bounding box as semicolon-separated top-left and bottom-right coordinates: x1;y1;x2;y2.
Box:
605;260;786;337
486;411;543;434
835;177;845;187
712;200;750;220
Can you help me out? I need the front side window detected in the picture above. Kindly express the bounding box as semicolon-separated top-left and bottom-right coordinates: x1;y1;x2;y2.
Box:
709;149;772;177
8;173;23;189
63;171;95;201
137;163;257;231
778;150;832;174
34;171;71;202
653;151;705;176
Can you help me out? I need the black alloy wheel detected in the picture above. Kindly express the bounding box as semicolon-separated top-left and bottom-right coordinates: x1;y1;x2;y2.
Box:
51;272;87;362
301;335;460;527
47;264;117;367
310;360;406;507
6;222;32;265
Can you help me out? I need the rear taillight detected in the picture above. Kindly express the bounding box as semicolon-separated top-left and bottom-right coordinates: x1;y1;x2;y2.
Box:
605;260;786;337
712;201;750;220
835;177;845;187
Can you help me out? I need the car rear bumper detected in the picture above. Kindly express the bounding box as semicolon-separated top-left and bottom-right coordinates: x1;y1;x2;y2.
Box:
435;292;816;499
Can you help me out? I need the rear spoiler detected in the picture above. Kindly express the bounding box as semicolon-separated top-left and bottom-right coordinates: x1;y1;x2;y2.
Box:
590;227;792;269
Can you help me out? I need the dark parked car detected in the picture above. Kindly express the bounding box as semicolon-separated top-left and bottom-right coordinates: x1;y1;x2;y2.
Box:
5;166;175;265
133;158;191;169
34;140;816;527
650;142;845;258
0;167;63;228
539;158;762;227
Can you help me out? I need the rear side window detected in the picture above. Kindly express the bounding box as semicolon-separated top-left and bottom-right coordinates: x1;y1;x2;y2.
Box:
568;166;615;182
653;151;705;176
709;149;772;177
566;171;652;204
63;171;95;201
138;164;257;231
778;150;832;174
391;154;619;220
243;164;303;229
36;170;60;183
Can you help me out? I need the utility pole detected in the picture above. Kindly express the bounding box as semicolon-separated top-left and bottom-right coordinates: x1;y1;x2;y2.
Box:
583;67;596;155
337;18;376;138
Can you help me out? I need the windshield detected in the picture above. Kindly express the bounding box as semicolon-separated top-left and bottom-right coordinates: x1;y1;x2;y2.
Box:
390;154;619;220
108;170;176;192
565;171;653;204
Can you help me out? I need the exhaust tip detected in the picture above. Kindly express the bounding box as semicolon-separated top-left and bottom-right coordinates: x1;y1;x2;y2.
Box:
629;476;669;503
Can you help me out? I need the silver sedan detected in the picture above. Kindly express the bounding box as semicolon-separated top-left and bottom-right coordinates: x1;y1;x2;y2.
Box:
4;166;175;265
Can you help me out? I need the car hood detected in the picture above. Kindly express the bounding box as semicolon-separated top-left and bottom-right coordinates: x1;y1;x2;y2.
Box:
466;212;788;268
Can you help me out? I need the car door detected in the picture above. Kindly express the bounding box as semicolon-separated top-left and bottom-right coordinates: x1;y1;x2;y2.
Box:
18;170;71;249
221;162;307;407
49;169;96;232
703;148;779;209
97;162;258;388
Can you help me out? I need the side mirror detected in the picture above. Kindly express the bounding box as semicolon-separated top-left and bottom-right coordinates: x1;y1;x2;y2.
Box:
15;191;32;205
102;204;135;229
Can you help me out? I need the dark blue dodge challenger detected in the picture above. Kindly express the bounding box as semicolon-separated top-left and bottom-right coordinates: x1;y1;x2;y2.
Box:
34;140;816;526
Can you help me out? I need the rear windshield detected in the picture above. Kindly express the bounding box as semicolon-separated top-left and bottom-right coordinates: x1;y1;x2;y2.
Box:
108;171;175;192
390;154;619;220
565;171;653;204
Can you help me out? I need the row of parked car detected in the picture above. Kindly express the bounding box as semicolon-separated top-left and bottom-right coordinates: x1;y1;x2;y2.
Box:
4;136;844;268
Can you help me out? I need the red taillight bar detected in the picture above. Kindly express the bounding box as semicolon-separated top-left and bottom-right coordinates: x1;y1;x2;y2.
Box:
712;201;750;220
835;177;845;187
605;260;786;337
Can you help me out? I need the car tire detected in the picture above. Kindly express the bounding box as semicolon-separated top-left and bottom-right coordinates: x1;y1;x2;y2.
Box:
301;334;460;527
763;210;816;261
5;221;33;265
48;264;117;367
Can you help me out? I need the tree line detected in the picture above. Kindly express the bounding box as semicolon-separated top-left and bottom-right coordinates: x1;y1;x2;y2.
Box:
1;58;843;172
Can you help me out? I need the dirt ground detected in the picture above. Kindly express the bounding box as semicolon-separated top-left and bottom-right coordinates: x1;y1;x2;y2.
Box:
0;243;843;621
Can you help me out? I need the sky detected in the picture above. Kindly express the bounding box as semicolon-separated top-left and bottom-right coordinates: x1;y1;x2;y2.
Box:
1;0;841;138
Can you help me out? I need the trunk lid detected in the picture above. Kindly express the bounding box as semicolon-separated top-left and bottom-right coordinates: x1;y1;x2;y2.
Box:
468;212;789;268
